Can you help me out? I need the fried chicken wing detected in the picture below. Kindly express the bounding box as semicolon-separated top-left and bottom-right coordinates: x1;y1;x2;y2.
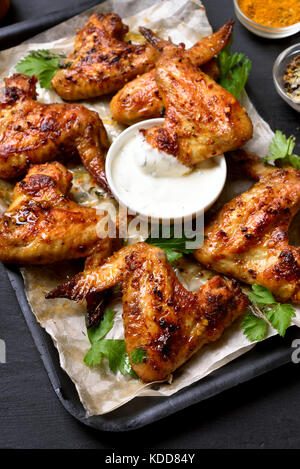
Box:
51;13;159;101
110;21;233;125
194;151;300;303
138;28;253;167
0;161;113;265
47;242;248;382
0;74;110;192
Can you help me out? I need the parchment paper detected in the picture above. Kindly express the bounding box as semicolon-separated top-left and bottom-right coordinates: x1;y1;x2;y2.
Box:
0;0;299;416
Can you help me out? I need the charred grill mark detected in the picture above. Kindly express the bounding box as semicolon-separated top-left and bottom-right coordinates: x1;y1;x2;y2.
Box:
41;118;59;133
273;249;300;281
19;174;56;195
4;86;22;103
153;332;172;359
218;229;228;239
248;268;257;279
65;76;78;83
158;318;167;328
156;127;179;156
158;317;178;333
153;286;163;301
125;252;142;271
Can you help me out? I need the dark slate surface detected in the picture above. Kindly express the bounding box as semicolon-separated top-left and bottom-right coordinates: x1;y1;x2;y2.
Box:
0;0;300;449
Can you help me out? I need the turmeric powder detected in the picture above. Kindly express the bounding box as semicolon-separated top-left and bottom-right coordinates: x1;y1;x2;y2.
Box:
238;0;300;28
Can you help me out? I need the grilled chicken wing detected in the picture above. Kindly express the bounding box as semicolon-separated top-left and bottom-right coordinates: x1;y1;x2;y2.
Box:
0;74;110;192
194;151;300;303
138;28;252;167
110;21;233;125
47;242;248;382
0;161;113;265
51;13;158;101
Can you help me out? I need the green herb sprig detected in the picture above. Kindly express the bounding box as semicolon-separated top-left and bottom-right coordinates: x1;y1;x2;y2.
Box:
218;39;251;99
241;284;296;342
263;130;300;169
84;308;138;377
145;226;201;263
15;49;70;89
131;347;147;364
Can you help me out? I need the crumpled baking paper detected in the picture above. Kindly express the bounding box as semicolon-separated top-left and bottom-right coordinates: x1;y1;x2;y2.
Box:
0;0;299;416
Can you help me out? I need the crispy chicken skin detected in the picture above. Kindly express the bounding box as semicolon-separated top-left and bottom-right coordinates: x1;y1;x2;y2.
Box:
110;21;233;125
47;243;248;382
111;68;164;125
139;27;253;167
0;74;110;192
194;151;300;303
0;162;113;265
51;13;159;101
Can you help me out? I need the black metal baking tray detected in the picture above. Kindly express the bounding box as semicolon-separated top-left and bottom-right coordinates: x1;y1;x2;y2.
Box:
2;0;300;432
6;264;300;432
0;1;101;50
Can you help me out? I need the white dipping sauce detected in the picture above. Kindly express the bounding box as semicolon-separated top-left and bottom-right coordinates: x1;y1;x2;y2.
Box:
109;129;226;220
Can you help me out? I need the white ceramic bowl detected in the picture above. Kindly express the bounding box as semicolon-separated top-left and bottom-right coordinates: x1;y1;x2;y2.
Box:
233;0;300;39
106;118;227;222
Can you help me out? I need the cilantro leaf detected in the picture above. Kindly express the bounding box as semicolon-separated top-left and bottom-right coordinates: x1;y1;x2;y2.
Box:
241;313;268;342
265;304;296;337
84;341;104;367
247;284;276;306
146;226;201;263
84;338;126;372
119;353;137;377
242;284;296;342
162;248;183;263
263;130;300;169
131;347;147;364
288;153;300;170
15;49;67;89
84;307;138;378
87;307;115;344
268;130;295;160
219;57;251;99
218;39;251;99
97;339;126;374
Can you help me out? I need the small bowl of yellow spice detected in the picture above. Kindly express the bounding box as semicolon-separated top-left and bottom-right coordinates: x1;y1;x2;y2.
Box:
233;0;300;39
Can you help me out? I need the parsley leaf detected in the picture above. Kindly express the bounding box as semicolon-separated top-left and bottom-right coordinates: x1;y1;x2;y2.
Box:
87;307;114;344
218;39;251;99
119;353;138;378
84;340;105;367
247;284;276;306
131;347;147;364
241;284;296;342
263;130;300;169
265;304;296;337
15;49;68;89
289;153;300;170
146;226;202;263
241;313;268;342
84;308;138;377
268;130;295;159
96;339;126;374
146;236;194;263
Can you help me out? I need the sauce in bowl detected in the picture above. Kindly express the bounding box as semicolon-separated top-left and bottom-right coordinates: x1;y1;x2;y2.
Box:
106;119;226;221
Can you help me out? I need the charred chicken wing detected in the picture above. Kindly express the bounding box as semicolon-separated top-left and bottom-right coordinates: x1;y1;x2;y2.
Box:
0;74;110;192
110;21;233;125
47;242;248;382
51;13;159;100
139;27;253;167
194;151;300;303
0;162;113;265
